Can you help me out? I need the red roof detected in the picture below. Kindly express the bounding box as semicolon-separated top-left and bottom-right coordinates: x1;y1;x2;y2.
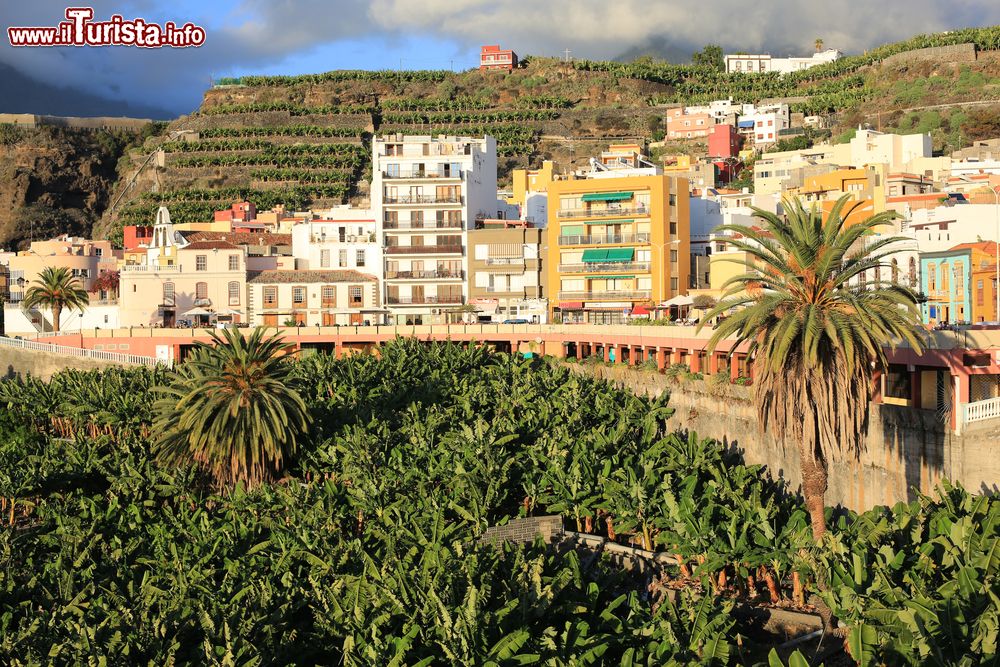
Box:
183;231;292;246
631;304;651;316
182;241;240;250
948;241;999;256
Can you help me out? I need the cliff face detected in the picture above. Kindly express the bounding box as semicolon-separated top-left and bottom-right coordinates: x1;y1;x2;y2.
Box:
0;126;133;250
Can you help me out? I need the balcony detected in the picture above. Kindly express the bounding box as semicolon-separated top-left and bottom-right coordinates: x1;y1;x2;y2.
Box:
385;244;463;255
385;270;464;280
557;206;650;219
382;169;463;180
386;295;464;305
485;257;526;266
383;220;464;230
384;195;463;205
557;290;652;301
557;233;651;246
558;262;651;274
310;235;374;243
121;263;181;273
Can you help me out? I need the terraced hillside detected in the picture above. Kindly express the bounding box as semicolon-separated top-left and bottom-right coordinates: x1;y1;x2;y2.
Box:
97;26;1000;241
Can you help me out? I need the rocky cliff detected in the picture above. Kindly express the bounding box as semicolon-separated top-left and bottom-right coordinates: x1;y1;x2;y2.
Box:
0;125;144;250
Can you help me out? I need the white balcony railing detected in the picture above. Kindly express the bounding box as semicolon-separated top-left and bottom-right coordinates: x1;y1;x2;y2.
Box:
0;335;169;369
963;396;1000;425
120;263;181;273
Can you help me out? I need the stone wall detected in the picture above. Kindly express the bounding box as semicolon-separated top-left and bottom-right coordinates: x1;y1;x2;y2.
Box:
566;362;999;512
883;43;977;68
0;346;122;381
479;515;564;545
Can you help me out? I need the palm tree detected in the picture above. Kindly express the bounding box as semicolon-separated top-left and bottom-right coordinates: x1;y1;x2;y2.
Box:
152;327;311;489
815;38;824;52
700;196;923;541
20;267;89;333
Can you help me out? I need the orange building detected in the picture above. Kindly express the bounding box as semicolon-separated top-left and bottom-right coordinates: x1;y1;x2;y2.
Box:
665;108;715;140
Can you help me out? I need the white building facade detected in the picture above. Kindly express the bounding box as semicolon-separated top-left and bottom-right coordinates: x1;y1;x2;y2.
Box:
371;134;499;324
725;49;842;74
290;206;382;279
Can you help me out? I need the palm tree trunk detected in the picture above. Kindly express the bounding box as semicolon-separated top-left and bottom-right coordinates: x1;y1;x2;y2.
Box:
800;452;828;541
52;304;62;333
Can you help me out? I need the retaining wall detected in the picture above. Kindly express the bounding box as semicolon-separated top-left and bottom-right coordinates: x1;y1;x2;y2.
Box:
882;43;977;67
568;363;999;511
0;345;122;381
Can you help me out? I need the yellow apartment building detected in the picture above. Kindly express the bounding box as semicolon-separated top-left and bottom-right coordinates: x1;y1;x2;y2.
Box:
546;171;690;324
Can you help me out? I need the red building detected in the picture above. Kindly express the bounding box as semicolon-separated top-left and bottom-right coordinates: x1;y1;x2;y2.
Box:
214;201;257;224
122;225;154;251
708;124;742;159
480;45;518;71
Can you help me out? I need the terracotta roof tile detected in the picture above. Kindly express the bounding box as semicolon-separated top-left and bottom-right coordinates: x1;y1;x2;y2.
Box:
247;270;377;284
181;241;241;250
183;231;293;245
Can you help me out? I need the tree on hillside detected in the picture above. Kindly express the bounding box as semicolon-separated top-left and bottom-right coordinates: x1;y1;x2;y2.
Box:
700;196;923;541
692;45;725;71
152;327;311;489
815;38;824;52
20;266;89;333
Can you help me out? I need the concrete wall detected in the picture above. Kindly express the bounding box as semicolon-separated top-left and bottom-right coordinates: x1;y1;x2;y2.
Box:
568;363;999;511
0;345;122;381
480;515;564;545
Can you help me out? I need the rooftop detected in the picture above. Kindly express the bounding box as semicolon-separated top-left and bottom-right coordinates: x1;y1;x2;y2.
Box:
181;241;241;251
183;231;293;246
248;269;377;284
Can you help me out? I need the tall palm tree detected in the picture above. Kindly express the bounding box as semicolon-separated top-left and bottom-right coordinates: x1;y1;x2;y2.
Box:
20;267;89;333
700;196;923;541
814;37;824;52
152;327;311;489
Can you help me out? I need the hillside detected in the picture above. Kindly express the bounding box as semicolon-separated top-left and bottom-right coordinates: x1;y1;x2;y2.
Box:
0;25;982;242
0;124;157;250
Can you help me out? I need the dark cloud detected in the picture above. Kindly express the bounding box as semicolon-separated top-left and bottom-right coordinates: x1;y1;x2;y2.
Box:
2;1;1000;117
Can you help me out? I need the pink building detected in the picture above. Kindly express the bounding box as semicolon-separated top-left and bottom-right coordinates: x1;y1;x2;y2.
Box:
665;108;715;140
215;201;257;224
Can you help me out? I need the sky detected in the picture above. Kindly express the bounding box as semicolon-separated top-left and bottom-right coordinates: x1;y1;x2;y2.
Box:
3;0;1000;118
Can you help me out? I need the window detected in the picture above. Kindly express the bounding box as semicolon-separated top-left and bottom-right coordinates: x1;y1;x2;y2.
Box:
228;281;240;306
891;259;899;284
196;255;207;271
321;285;336;305
385;163;400;176
356;249;366;267
670;277;679;291
909;257;917;288
670;249;678;263
195;282;208;300
349;285;363;306
163;282;175;306
928;265;936;291
228;255;239;271
977;279;985;305
263;286;277;306
339;249;348;267
384;210;398;226
320;249;330;268
293;286;306;305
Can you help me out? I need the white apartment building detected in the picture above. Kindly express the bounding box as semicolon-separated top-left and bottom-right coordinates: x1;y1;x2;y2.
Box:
724;49;842;74
739;103;790;146
371;134;499;325
290;206;381;279
905;204;1000;253
753;130;934;195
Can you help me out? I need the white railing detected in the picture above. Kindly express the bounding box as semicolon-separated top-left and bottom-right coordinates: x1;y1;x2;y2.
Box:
963;396;1000;425
120;264;181;273
0;336;170;369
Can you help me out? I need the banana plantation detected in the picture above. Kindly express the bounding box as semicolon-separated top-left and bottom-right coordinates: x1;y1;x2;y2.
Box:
0;340;997;664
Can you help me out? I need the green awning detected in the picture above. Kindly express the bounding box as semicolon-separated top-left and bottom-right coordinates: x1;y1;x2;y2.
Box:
561;225;585;235
601;275;635;279
581;249;609;262
596;219;634;225
581;191;633;202
605;248;635;262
